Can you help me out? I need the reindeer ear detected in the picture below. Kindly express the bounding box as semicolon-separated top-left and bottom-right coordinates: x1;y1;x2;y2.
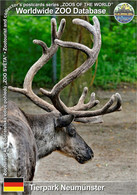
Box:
54;115;74;128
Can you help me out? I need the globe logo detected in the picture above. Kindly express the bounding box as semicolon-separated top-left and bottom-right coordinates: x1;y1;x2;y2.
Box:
114;3;134;24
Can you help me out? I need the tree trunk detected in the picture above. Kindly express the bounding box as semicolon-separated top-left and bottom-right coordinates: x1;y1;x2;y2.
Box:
59;16;93;106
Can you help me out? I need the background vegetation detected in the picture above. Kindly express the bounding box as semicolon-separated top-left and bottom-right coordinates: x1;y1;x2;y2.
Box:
7;15;136;89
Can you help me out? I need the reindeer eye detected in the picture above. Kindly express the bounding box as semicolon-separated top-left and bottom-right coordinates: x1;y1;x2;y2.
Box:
67;126;76;137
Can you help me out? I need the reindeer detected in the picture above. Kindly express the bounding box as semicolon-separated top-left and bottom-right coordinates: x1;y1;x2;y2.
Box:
0;17;122;193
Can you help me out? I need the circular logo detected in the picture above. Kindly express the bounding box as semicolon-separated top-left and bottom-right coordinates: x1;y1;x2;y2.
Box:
114;3;134;24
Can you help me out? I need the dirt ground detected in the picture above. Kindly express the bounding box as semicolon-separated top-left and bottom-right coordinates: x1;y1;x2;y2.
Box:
6;86;136;184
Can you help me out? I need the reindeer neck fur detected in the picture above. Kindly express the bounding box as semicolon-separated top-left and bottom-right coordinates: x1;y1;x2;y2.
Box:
25;112;59;159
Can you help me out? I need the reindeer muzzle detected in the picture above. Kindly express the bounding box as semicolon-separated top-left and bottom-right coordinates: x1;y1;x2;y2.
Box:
76;147;94;164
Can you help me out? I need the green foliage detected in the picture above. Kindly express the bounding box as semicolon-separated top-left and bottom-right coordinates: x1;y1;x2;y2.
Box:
8;16;54;87
7;15;136;89
90;16;137;88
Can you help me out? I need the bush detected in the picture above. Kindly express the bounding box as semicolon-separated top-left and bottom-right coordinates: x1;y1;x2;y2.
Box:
90;16;137;88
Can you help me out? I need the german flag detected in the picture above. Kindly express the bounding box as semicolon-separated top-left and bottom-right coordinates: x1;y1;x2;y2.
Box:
3;178;24;192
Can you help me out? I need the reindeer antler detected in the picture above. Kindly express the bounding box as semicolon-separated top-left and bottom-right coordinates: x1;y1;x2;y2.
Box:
8;18;66;112
40;17;122;121
9;17;122;123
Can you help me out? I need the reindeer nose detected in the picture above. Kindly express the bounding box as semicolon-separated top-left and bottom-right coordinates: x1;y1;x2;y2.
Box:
87;147;94;159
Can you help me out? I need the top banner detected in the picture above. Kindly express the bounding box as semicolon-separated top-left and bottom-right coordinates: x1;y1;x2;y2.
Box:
3;1;137;17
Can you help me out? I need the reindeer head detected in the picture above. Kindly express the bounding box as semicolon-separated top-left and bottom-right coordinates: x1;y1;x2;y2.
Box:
8;17;122;164
30;112;94;163
53;114;94;164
